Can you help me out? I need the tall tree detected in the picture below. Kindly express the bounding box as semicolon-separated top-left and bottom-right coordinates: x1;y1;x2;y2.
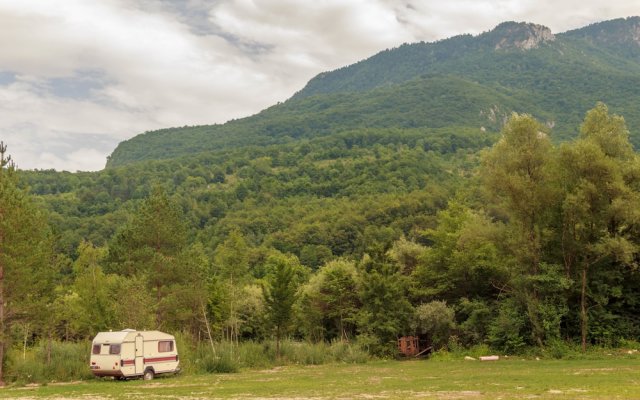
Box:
559;103;640;351
318;260;360;342
262;253;299;359
0;143;51;385
213;230;250;345
107;186;188;326
481;113;561;346
57;241;116;339
357;257;413;356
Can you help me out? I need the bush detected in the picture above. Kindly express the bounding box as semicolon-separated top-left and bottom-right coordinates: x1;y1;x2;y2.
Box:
488;298;528;354
414;301;456;350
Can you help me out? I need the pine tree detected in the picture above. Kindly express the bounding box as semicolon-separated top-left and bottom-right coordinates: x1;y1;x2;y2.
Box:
107;186;188;327
0;143;51;385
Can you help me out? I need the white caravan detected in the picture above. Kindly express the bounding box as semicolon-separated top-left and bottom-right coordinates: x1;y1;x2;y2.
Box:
90;329;179;380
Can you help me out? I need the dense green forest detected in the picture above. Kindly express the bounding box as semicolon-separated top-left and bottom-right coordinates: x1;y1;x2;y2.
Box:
2;16;640;385
3;103;640;384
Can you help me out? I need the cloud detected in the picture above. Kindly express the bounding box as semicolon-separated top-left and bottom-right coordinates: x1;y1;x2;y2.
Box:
0;0;637;171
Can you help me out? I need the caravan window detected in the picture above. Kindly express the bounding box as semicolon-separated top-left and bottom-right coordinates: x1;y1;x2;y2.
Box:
92;344;101;355
109;344;121;355
158;340;174;352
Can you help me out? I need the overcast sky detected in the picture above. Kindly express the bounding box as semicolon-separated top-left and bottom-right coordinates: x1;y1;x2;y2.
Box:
1;0;638;171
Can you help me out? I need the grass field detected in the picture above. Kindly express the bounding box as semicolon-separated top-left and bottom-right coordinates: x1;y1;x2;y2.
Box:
2;357;640;399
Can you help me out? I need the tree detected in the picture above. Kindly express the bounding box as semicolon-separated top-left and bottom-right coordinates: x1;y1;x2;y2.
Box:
387;236;426;276
296;259;360;342
481;114;560;346
157;242;212;335
411;201;506;304
107;186;188;326
413;301;456;350
357;257;413;356
213;230;250;345
0;143;52;385
559;103;640;351
262;253;299;359
60;241;116;339
318;260;360;342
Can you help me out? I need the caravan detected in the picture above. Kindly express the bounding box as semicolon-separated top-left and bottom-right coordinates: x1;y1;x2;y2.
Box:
90;329;179;380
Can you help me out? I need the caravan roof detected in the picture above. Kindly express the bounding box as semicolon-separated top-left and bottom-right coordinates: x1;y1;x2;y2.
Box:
92;329;174;344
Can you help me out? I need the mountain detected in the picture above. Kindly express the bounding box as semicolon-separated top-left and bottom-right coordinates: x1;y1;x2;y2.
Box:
106;17;640;167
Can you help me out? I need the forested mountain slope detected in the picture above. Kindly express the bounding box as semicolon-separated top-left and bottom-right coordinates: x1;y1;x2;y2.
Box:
107;17;640;167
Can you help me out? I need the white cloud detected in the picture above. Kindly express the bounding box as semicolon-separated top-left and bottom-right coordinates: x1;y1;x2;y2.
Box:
0;0;637;171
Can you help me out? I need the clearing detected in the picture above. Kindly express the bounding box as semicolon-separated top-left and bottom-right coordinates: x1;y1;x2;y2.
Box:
2;357;640;399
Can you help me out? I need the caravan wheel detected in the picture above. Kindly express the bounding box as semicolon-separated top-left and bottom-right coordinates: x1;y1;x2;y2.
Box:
143;369;155;381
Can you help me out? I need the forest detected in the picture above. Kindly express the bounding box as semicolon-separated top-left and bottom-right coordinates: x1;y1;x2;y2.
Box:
2;102;640;384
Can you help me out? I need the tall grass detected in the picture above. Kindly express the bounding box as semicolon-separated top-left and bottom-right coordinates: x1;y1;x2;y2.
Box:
5;336;368;384
179;337;369;375
6;341;93;384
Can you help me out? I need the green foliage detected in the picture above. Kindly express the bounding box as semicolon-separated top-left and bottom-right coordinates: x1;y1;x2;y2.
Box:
411;201;506;304
456;298;493;346
488;298;528;354
413;301;456;350
357;259;413;356
263;253;300;357
295;259;360;342
0;143;54;383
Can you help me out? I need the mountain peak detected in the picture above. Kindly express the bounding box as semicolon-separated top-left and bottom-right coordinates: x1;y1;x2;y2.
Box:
486;21;555;50
563;16;640;47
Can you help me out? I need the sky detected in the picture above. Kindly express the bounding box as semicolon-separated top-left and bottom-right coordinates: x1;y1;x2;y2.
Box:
1;0;638;171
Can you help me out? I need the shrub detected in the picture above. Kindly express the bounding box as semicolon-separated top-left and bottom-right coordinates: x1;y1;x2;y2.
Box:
414;301;456;350
488;298;527;354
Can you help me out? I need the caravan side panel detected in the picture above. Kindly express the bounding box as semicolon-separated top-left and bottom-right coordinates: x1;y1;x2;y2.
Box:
144;338;179;374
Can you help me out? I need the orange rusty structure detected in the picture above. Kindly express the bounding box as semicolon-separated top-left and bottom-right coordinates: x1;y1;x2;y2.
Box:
398;336;432;357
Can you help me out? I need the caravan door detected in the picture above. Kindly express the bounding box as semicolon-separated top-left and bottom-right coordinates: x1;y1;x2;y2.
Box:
135;334;144;375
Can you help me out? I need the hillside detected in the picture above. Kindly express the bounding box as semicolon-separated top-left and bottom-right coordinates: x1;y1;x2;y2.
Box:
106;17;640;167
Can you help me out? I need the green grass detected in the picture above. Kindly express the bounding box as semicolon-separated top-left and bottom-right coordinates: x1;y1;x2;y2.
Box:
3;355;640;399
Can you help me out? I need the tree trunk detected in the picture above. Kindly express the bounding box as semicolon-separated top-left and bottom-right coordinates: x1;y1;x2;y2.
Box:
23;324;29;361
47;332;53;365
201;301;216;358
581;264;588;352
276;326;281;360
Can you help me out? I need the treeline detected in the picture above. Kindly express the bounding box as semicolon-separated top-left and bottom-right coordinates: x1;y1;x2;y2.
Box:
2;104;640;384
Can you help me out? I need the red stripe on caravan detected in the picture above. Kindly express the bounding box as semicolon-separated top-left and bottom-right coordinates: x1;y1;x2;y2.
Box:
144;356;177;363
